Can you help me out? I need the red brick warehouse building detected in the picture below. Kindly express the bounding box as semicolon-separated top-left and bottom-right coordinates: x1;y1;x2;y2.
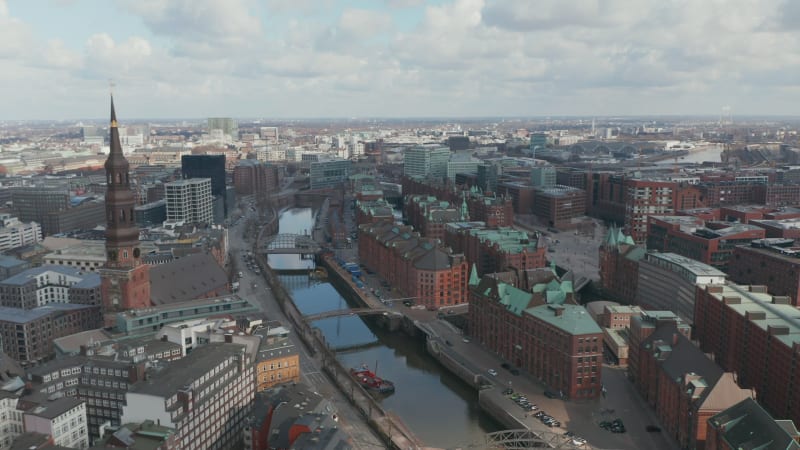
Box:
728;239;800;306
468;275;603;399
444;222;547;277
694;283;800;426
358;221;468;309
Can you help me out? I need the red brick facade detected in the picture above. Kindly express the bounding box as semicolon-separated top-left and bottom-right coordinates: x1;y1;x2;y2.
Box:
728;244;800;306
233;160;279;195
694;284;800;426
444;223;547;277
358;222;468;309
468;276;603;400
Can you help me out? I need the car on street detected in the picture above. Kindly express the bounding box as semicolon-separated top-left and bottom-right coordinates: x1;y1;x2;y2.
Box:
646;425;662;433
487;369;497;376
462;338;470;343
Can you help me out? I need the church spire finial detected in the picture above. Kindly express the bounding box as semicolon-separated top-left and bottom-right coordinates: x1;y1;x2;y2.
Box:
109;79;118;128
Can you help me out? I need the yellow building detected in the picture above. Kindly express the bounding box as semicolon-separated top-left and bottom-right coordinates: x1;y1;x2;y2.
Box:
254;330;300;391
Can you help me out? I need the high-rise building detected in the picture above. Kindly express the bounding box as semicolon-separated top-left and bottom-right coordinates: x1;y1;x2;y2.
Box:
403;146;450;180
164;178;214;225
207;117;238;139
181;155;227;222
100;96;152;313
476;163;499;192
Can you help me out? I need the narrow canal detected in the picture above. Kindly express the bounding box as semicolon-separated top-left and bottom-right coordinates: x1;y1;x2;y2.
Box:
269;207;502;448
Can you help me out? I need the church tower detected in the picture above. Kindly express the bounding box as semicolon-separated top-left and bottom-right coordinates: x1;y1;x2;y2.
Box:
100;95;151;313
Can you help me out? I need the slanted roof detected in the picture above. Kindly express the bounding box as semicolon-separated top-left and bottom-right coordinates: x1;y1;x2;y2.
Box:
697;372;752;412
709;397;800;450
149;253;230;305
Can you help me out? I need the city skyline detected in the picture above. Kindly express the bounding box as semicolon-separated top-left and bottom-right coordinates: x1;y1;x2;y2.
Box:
2;0;800;120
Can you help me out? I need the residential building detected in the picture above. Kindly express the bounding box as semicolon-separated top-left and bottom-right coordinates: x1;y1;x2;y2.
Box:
0;215;41;252
0;304;102;365
164;178;214;225
636;252;726;324
0;256;29;282
253;328;299;392
358;222;468;309
403;146;450;180
532;186;586;229
0;392;23;450
43;240;106;273
624;179;677;244
706;398;800;450
100;97;152;314
728;239;800;306
694;283;800;426
181;155;227;222
309;158;351;190
633;322;753;450
121;343;255;450
647;216;765;271
0;266;101;310
22;398;88;449
468;275;603;399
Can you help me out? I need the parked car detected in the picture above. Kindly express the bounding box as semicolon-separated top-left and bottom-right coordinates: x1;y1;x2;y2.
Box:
487;369;498;376
646;425;662;433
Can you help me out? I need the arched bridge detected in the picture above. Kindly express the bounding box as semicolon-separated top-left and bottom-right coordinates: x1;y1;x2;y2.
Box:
262;233;321;254
303;307;392;322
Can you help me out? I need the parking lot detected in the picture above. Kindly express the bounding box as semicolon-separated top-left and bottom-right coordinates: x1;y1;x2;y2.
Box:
426;320;679;450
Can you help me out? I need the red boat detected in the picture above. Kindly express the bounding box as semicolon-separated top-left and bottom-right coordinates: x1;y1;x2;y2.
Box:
350;365;395;394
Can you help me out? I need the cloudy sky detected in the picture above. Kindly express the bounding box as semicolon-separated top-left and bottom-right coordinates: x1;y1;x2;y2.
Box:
1;0;799;120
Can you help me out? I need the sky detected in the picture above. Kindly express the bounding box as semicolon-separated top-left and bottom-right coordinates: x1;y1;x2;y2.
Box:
2;0;800;120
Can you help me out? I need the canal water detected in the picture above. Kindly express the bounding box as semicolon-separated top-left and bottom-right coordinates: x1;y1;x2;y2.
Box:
270;207;502;448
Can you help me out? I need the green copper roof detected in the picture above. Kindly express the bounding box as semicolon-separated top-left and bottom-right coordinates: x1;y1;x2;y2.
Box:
524;304;602;335
468;227;538;254
497;282;532;317
469;264;479;286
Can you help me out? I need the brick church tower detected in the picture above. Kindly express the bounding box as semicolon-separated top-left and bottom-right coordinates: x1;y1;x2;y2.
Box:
100;96;151;313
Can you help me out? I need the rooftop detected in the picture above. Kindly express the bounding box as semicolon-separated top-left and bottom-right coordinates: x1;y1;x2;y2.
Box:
149;253;230;305
525;304;602;336
26;396;83;419
709;397;800;450
704;283;800;348
0;303;97;324
469;227;540;254
644;252;727;278
1;265;87;286
131;343;246;398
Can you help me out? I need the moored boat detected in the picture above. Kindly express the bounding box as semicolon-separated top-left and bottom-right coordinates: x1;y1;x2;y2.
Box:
350;364;395;394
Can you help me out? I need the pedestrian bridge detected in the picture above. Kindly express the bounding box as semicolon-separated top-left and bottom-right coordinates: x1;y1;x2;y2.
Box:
484;429;595;449
303;307;392;322
262;233;321;254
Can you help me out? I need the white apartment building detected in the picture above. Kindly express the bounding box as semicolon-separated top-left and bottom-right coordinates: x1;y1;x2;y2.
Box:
0;394;23;449
23;398;88;449
121;344;254;450
0;214;42;252
164;178;214;225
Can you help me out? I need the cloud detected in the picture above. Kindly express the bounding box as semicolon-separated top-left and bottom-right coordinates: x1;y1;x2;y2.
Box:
385;0;423;7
